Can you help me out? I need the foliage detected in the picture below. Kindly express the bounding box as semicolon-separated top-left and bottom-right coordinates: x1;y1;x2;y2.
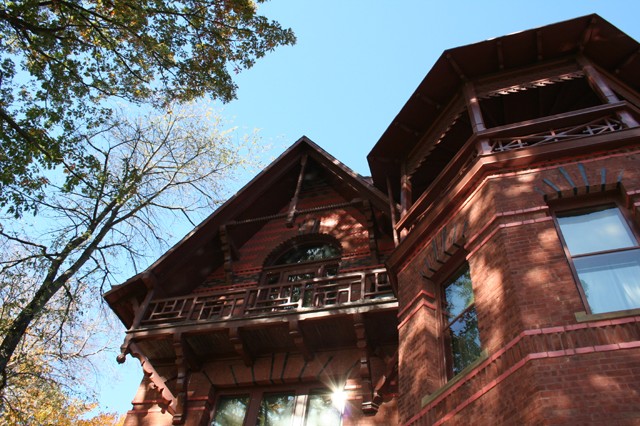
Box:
1;358;124;425
0;106;262;407
0;0;295;213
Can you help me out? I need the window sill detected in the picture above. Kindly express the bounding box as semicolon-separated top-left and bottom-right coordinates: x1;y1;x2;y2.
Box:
420;350;488;409
575;307;640;322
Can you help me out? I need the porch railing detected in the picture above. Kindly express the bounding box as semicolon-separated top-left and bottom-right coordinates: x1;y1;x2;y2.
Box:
140;268;392;326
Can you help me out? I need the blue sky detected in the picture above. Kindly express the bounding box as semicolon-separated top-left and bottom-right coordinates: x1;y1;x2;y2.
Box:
99;0;640;416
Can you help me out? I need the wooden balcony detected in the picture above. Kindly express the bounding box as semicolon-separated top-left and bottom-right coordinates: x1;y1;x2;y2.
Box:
125;268;398;366
140;268;393;328
397;101;640;235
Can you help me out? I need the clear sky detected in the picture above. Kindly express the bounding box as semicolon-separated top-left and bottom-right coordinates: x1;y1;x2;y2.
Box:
99;0;640;416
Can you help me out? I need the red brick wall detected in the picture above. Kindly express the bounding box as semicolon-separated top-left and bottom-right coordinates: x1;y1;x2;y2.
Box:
395;146;640;425
199;178;386;291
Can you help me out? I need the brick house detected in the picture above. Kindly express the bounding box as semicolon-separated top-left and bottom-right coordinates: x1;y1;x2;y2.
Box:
105;14;640;425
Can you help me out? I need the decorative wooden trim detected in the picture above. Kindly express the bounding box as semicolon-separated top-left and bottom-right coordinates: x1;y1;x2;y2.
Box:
125;341;176;415
286;154;308;227
406;95;466;176
289;319;312;361
171;334;189;424
372;350;398;409
354;314;376;414
229;327;253;367
463;82;485;133
363;200;379;263
579;56;639;128
475;59;579;98
391;126;640;274
386;175;400;247
219;225;234;285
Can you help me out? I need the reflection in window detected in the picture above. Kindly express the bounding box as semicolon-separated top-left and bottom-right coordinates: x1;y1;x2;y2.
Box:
305;393;342;426
557;206;640;314
275;244;340;265
443;265;482;377
211;395;249;426
256;393;295;426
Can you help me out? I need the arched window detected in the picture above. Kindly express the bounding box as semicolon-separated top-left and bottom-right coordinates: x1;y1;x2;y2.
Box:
262;236;342;286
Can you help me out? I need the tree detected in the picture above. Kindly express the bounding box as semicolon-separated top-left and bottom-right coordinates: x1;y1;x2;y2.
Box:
0;0;295;214
0;106;262;401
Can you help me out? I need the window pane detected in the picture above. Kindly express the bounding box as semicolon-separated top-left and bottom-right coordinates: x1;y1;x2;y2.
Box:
449;307;482;375
305;393;342;426
212;395;249;426
256;393;295;426
444;266;474;320
287;272;315;282
276;244;340;265
574;249;640;314
558;207;636;255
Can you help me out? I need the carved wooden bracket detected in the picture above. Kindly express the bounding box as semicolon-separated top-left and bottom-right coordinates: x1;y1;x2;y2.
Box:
372;350;398;409
289;319;312;361
171;334;191;425
229;327;253;366
118;340;177;415
354;314;376;415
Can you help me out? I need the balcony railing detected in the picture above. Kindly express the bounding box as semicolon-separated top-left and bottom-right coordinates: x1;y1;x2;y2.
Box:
140;268;393;326
397;101;640;235
488;115;624;153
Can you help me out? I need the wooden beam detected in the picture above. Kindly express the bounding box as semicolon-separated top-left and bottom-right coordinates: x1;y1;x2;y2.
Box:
406;94;465;176
363;200;379;263
475;59;579;99
463;82;486;133
496;40;504;70
446;53;466;81
536;30;544;61
354;314;377;415
219;225;234;284
414;91;441;109
579;56;639;128
229;327;253;366
394;120;421;137
172;334;189;425
286;154;308;227
372;350;398;409
579;16;597;51
289;319;312;361
615;48;640;74
386;175;399;247
400;163;412;218
125;299;399;340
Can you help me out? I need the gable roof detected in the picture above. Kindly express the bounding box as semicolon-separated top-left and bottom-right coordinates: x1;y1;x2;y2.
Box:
104;136;393;327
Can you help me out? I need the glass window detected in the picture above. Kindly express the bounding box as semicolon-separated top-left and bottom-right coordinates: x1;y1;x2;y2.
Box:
211;395;249;426
256;393;295;426
443;265;482;377
305;393;342;426
275;244;340;265
557;205;640;314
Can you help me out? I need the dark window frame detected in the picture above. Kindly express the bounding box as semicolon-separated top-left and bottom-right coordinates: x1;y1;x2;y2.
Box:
210;386;343;426
551;195;640;315
436;260;482;381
